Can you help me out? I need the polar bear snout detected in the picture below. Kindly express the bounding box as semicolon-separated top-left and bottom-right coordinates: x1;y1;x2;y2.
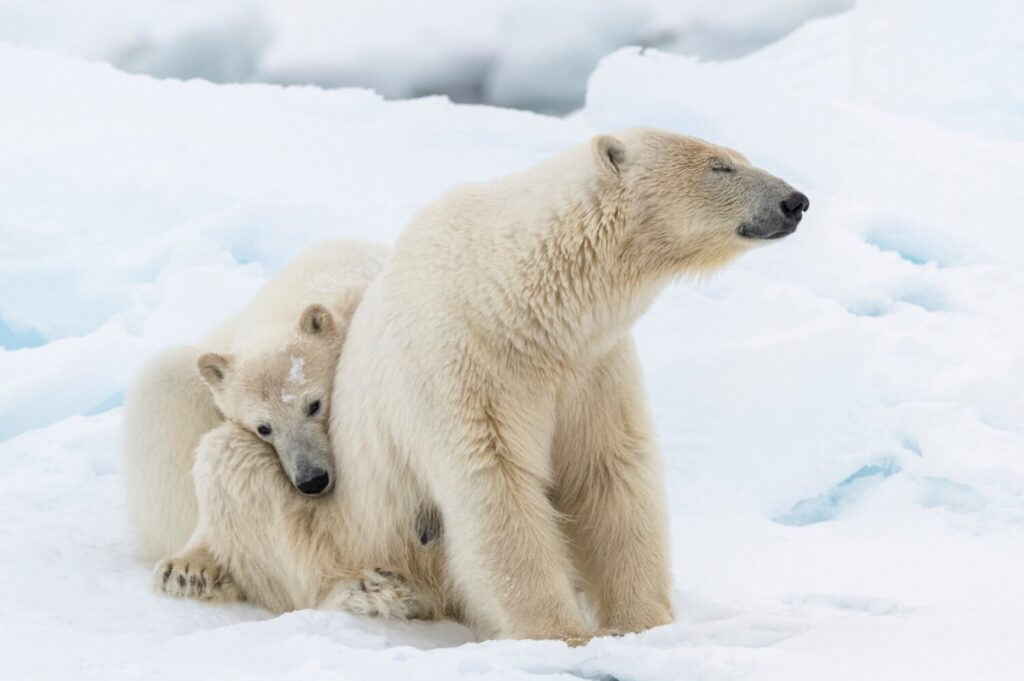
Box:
737;189;810;241
296;468;331;496
278;432;335;496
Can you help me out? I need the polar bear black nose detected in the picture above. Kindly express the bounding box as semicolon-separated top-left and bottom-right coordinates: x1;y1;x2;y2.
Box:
780;192;810;220
297;470;330;495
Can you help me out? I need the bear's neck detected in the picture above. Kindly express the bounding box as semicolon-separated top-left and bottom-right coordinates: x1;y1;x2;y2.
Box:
479;182;666;367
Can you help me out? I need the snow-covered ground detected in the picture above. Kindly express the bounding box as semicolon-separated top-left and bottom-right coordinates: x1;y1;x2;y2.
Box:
2;1;1023;679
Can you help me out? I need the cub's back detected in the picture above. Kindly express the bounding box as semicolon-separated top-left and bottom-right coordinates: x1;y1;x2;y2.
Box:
211;239;389;356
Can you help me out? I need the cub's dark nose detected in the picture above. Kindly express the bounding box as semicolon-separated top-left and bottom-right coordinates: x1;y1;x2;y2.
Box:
297;470;330;495
780;192;810;220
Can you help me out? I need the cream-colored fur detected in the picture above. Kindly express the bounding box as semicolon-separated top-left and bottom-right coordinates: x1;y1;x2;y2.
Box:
126;129;803;638
126;239;457;620
122;239;388;563
195;302;344;498
155;421;442;619
122;344;223;562
328;128;807;640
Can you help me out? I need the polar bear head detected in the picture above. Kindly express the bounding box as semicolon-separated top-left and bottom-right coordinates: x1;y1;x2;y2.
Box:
593;128;809;274
197;304;343;496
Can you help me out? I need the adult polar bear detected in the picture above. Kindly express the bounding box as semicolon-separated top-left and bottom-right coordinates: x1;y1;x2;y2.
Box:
330;127;808;640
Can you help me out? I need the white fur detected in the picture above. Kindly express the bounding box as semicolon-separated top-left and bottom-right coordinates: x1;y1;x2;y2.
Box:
122;344;223;561
130;239;449;619
328;128;803;639
122;239;388;563
126;129;802;640
154;422;442;619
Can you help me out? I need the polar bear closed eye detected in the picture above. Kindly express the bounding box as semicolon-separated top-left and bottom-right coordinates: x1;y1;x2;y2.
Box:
196;304;343;496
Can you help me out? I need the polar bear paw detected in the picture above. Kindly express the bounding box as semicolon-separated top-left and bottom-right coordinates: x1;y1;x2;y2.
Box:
154;549;242;603
322;568;437;620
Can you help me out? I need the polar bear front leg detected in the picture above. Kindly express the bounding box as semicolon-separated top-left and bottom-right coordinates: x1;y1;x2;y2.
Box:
425;406;589;640
154;542;242;602
555;339;674;633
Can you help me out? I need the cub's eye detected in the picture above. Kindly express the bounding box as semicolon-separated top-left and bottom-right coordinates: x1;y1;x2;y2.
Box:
307;400;321;417
257;424;272;437
710;159;734;173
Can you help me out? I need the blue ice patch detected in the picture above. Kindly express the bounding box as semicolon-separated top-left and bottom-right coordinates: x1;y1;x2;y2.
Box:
863;220;962;268
0;317;46;350
774;458;902;526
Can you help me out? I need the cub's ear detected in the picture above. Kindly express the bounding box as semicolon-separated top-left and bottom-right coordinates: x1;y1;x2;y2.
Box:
197;352;232;388
299;304;336;336
593;134;626;176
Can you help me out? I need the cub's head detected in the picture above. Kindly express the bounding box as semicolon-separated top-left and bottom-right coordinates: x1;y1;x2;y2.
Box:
197;304;343;496
593;129;809;274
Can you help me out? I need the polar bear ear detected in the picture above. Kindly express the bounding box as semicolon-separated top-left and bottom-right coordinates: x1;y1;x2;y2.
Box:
299;304;336;337
593;134;626;176
197;352;232;388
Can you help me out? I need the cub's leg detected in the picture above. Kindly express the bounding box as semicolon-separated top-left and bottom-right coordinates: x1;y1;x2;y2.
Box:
554;338;674;633
153;542;242;602
150;423;254;604
167;422;437;619
185;422;310;613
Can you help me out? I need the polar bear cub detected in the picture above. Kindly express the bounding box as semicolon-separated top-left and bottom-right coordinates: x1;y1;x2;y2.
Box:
154;308;434;618
152;301;343;605
123;239;388;564
125;239;437;618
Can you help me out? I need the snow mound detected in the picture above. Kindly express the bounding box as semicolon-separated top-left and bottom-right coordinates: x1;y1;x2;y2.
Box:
0;0;850;113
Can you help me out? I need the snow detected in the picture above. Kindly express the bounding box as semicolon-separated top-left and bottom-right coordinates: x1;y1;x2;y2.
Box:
2;0;1023;679
288;357;306;384
281;356;305;403
0;0;851;113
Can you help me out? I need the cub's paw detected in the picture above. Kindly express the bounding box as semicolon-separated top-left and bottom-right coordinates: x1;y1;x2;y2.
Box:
153;554;242;603
324;568;437;620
